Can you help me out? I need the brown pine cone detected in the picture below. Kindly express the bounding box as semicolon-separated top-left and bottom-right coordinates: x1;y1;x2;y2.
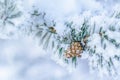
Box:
78;46;83;50
64;41;84;58
75;46;79;50
71;50;76;54
49;27;56;33
71;45;75;50
74;42;78;46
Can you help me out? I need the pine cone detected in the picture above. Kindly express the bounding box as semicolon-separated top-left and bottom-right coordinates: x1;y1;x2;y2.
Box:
49;27;56;33
64;41;83;58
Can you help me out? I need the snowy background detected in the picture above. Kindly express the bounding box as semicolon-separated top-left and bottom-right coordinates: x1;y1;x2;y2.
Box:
0;37;99;80
0;0;120;80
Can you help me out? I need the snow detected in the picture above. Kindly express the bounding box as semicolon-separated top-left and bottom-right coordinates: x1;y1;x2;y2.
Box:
0;0;120;80
0;37;100;80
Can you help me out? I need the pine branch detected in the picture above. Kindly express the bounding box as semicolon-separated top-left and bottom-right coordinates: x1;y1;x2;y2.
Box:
18;5;120;79
0;0;22;26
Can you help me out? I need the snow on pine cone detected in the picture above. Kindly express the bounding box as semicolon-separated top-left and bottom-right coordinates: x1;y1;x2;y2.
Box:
64;42;83;58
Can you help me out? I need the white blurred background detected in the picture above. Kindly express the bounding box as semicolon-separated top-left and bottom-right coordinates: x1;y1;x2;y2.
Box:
0;37;99;80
